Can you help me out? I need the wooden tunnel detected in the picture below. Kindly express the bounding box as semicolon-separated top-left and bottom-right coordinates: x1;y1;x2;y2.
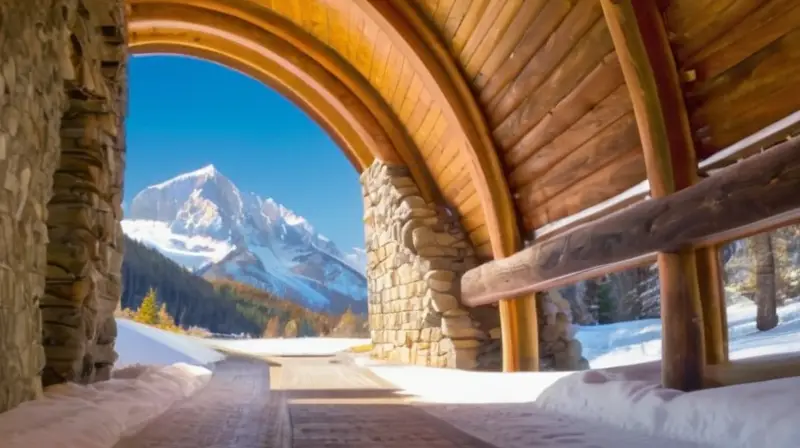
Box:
123;0;800;390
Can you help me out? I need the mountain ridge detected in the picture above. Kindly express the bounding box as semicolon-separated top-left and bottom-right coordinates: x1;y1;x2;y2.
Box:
123;164;367;314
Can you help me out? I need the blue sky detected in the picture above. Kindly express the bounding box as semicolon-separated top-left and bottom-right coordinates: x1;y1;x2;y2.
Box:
125;55;364;250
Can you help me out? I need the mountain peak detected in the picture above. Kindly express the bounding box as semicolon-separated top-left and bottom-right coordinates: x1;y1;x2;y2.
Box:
197;164;217;176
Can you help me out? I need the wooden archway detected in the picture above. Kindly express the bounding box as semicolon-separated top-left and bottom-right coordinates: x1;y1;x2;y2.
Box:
128;0;537;371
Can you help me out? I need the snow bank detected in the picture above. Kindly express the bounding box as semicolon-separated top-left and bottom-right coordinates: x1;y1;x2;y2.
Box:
115;318;226;366
364;362;572;404
0;363;211;448
535;365;800;447
578;301;800;368
204;337;369;357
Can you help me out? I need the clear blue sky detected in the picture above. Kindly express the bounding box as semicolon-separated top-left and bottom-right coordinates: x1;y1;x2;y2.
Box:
125;55;364;250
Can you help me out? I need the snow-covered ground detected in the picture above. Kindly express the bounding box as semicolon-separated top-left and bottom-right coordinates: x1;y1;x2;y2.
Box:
1;363;211;448
203;336;370;357
363;301;800;447
4;302;800;447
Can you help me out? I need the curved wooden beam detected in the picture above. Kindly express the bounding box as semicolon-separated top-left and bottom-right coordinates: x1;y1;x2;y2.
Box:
354;0;538;372
129;0;440;203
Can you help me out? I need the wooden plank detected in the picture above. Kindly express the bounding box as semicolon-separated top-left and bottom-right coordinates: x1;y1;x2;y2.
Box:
460;0;522;76
666;0;769;62
522;149;645;230
508;85;632;186
433;0;457;29
472;0;548;88
443;0;472;41
303;0;329;43
680;0;800;83
450;0;489;56
462;134;800;305
478;0;574;106
369;31;392;87
515;113;639;208
487;1;603;126
688;28;800;158
492;21;614;150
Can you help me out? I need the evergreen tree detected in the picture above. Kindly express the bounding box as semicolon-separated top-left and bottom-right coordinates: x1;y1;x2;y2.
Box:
135;288;159;325
157;303;177;331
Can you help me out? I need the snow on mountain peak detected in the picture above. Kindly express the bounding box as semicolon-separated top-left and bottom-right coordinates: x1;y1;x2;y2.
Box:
123;165;367;313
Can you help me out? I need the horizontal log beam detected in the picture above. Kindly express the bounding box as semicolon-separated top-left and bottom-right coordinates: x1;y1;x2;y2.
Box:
461;136;800;307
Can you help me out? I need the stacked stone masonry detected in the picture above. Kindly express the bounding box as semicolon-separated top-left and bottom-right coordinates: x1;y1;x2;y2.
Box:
0;0;126;413
361;162;502;370
537;290;589;371
43;0;127;387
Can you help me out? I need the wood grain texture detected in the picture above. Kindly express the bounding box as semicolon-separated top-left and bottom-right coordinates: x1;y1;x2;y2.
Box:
522;149;646;229
601;0;721;389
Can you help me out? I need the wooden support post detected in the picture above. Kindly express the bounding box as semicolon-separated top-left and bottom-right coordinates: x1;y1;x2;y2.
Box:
601;0;714;389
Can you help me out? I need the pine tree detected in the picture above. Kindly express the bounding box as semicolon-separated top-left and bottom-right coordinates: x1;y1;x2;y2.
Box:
135;288;159;325
157;303;177;331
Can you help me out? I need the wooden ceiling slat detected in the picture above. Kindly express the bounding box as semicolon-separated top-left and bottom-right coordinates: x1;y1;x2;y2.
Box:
472;0;548;88
451;0;490;55
666;0;769;62
523;149;646;230
689;27;800;156
478;0;574;108
680;0;800;84
507;85;632;187
488;6;605;128
459;0;517;70
502;53;624;164
517;112;640;210
492;21;614;150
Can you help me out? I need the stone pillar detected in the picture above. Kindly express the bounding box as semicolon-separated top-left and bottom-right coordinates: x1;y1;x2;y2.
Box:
0;0;75;412
41;0;127;386
537;290;589;371
361;162;501;370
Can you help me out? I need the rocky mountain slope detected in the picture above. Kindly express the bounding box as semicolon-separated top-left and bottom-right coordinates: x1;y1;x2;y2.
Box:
122;165;367;314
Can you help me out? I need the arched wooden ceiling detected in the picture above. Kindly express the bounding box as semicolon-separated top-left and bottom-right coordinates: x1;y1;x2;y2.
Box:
128;0;800;260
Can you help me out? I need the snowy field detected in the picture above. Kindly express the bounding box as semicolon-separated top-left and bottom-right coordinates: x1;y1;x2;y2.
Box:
3;301;800;447
203;336;369;357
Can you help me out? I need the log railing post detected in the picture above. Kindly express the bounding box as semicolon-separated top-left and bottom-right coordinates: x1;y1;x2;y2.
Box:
600;0;725;390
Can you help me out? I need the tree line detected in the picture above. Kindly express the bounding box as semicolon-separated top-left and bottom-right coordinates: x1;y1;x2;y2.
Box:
120;235;369;338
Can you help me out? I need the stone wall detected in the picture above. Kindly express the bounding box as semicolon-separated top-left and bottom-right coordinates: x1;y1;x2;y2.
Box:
0;0;126;412
538;290;589;371
42;0;127;386
361;162;501;370
0;0;72;412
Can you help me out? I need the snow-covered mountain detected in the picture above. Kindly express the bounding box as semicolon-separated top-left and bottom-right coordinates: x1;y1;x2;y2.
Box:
122;164;367;314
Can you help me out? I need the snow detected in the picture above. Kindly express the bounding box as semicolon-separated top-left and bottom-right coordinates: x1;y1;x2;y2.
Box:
122;219;234;270
203;337;369;357
0;320;217;448
149;163;217;190
363;300;800;447
115;318;226;367
579;301;800;368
